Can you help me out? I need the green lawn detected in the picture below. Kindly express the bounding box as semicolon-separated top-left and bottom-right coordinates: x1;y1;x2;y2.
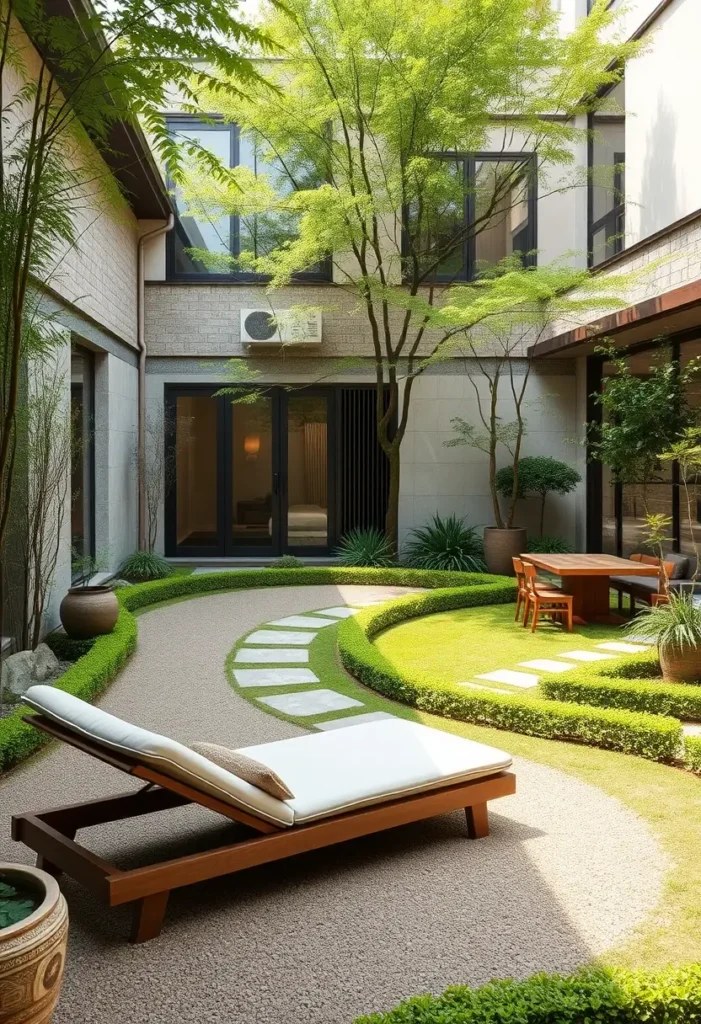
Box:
373;602;624;692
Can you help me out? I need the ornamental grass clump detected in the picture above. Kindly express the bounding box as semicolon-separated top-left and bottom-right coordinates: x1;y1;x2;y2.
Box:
336;528;395;568
404;516;487;573
119;551;173;583
628;592;701;683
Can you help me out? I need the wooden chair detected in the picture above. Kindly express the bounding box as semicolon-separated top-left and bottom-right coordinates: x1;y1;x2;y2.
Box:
512;557;555;623
651;561;676;605
522;562;573;632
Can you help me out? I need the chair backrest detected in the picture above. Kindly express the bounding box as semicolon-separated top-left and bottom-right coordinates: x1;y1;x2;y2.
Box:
512;556;526;585
523;561;539;594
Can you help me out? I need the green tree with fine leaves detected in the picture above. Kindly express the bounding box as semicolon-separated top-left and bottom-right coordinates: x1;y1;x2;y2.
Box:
179;0;639;549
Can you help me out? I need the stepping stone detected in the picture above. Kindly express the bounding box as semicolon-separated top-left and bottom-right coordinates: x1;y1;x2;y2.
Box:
519;658;576;673
458;681;513;695
233;668;319;688
683;723;701;737
245;630;317;646
625;635;653;644
235;648;309;663
596;641;651;654
314;606;361;618
267;615;338;628
476;669;539;689
258;689;364;716
314;712;397;731
559;650;616;662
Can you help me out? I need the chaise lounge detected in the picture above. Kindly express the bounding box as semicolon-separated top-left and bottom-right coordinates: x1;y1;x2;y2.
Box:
12;686;516;942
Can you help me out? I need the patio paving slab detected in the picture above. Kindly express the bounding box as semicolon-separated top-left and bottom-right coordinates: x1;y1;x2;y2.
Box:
519;659;576;673
258;689;364;716
245;629;317;645
235;648;310;663
476;668;539;688
267;615;338;628
314;712;396;731
233;668;319;687
559;650;616;662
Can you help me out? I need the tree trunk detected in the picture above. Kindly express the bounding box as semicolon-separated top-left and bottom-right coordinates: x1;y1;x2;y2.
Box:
385;445;400;555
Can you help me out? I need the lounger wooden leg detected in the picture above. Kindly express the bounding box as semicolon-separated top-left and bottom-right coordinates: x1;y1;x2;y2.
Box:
36;855;62;878
131;891;170;943
465;803;489;839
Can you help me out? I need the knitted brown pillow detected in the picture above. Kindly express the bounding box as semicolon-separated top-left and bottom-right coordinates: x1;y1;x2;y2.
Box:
190;742;294;800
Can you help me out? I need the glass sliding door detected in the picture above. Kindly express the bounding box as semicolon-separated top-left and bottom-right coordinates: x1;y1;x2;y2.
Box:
285;394;329;550
172;393;220;552
230;397;275;549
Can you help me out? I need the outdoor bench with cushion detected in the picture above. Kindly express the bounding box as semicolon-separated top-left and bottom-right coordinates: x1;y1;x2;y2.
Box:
12;685;515;943
610;552;698;609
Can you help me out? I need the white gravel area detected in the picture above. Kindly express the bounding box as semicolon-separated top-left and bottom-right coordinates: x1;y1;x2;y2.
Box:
0;584;667;1024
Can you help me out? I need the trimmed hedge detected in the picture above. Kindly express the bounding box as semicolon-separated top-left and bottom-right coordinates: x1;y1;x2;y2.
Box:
686;735;701;775
354;965;701;1024
337;593;683;762
0;567;510;773
540;672;701;721
43;632;96;662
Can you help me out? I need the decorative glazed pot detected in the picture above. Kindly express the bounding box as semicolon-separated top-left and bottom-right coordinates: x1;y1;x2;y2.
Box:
483;527;527;577
659;644;701;684
0;864;68;1023
59;586;118;640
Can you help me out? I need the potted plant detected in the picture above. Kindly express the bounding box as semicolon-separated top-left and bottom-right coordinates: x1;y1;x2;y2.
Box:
0;862;69;1022
495;456;581;537
628;593;701;683
59;552;119;640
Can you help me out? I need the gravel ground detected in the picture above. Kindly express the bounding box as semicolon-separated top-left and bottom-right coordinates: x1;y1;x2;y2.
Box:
0;585;667;1024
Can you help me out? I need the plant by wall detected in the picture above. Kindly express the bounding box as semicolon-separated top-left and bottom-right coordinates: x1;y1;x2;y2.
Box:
526;534;573;554
336;528;395;568
404;516;487;572
179;0;639;550
496;456;581;535
119;551;173;583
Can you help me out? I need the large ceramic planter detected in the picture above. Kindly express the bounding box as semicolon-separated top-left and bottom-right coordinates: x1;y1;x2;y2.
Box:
659;644;701;683
0;864;68;1023
59;586;118;640
483;527;527;577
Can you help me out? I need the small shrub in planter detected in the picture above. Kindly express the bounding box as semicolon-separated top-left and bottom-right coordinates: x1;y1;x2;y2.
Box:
526;534;573;554
120;550;173;583
404;515;487;572
336;528;395;567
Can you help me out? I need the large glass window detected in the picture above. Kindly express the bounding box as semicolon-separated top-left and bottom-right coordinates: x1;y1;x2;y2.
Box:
167;118;330;281
405;154;535;283
70;345;95;563
589;78;625;267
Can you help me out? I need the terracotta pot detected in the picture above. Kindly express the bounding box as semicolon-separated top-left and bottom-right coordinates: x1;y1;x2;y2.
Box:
59;586;118;640
483;527;527;577
0;864;68;1023
659;644;701;683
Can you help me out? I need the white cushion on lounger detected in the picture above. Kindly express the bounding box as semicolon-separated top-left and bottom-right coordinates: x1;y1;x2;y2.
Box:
21;686;294;827
238;719;512;825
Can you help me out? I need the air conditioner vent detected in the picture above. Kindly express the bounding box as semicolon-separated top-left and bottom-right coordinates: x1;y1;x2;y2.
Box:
240;309;322;345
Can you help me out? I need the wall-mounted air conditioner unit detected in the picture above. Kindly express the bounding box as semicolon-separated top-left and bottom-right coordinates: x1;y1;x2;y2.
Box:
240;309;322;345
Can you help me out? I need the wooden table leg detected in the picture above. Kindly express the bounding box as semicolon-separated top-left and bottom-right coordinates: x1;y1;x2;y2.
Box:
560;575;625;625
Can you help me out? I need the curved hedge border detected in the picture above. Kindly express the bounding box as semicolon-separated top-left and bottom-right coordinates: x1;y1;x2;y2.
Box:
540;671;701;720
337;592;684;763
0;567;510;773
354;965;701;1024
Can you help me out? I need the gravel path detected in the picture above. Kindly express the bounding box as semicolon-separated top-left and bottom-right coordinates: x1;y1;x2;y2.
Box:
0;584;666;1024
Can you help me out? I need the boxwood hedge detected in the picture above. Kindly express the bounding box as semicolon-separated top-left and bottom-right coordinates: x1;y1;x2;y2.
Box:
686;735;701;775
337;592;683;762
354;965;701;1024
540;672;701;721
0;567;511;773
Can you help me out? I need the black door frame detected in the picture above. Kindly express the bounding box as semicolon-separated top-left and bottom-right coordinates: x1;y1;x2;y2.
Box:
164;383;338;557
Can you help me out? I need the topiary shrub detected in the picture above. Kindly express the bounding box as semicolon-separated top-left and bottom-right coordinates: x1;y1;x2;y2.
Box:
403;515;487;572
354;965;701;1024
336;528;395;567
119;550;173;583
526;534;573;554
495;456;581;536
685;735;701;774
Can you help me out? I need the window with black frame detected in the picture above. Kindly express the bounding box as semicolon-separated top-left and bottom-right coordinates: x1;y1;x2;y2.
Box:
70;345;95;564
166;118;330;282
404;154;536;283
589;77;625;267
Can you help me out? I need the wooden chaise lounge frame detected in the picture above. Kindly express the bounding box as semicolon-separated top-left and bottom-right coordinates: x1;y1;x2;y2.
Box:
12;714;517;943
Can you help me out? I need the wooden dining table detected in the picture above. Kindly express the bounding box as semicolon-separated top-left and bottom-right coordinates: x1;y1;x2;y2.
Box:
521;553;660;625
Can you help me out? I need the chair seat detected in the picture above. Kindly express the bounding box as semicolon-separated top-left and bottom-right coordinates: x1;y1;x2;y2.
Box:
532;588;571;600
239;720;513;825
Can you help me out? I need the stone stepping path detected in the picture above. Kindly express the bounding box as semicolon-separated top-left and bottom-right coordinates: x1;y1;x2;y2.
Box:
315;711;396;731
476;668;540;689
519;658;576;673
235;648;310;663
559;650;616;662
268;615;338;628
313;606;361;618
233;668;319;687
246;629;317;646
597;641;650;654
258;689;364;716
